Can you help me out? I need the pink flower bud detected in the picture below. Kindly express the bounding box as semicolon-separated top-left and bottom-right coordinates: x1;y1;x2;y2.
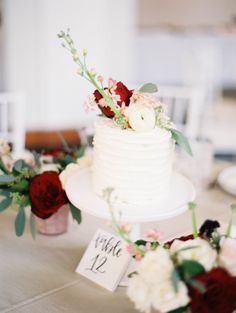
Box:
97;75;104;83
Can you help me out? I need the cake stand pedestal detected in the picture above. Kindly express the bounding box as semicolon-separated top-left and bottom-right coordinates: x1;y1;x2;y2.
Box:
65;168;196;286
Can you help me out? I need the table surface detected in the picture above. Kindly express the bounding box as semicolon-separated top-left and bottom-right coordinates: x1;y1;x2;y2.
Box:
0;161;236;313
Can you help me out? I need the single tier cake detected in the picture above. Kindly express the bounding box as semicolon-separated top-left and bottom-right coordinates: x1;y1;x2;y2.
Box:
92;116;174;212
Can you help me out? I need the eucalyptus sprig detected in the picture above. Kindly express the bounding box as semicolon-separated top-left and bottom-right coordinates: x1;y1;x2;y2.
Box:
226;203;236;238
58;29;127;128
103;188;157;259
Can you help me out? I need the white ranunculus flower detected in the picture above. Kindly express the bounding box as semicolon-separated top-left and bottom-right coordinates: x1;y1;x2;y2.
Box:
127;247;190;313
59;163;81;189
151;280;189;313
125;104;156;132
219;237;236;276
39;163;60;173
170;237;217;271
15;150;36;167
139;248;174;284
127;274;152;313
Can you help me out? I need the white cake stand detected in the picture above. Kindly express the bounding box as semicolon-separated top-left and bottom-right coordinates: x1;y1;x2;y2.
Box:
65;168;196;285
66;168;195;236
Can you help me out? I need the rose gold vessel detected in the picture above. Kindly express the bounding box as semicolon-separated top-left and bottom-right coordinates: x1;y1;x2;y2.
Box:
35;204;69;235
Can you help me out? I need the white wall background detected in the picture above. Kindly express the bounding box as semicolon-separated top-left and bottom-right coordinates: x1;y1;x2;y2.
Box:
2;0;136;130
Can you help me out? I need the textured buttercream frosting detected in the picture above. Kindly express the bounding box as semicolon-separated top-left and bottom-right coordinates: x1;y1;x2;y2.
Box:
92;117;174;212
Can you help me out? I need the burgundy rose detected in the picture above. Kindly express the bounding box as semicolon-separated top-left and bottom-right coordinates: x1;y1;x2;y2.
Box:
199;219;220;238
94;81;133;117
29;171;68;219
189;267;236;313
43;149;64;158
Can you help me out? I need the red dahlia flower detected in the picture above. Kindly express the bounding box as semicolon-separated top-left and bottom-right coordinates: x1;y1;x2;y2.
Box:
29;171;68;219
94;81;133;117
189;267;236;313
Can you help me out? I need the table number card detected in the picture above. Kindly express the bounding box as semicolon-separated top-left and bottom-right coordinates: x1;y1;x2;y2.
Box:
76;229;131;291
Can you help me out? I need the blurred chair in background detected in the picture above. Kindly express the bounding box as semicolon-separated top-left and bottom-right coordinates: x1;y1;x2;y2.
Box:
0;92;25;156
157;85;205;138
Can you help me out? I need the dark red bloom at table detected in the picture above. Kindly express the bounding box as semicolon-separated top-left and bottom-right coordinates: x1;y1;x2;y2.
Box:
189;267;236;313
43;149;64;158
94;81;133;117
29;171;68;219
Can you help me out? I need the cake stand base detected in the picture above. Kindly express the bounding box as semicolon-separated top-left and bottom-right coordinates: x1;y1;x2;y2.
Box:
65;168;196;224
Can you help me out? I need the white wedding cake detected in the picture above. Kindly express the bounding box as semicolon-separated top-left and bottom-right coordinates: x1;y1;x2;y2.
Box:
92;116;174;213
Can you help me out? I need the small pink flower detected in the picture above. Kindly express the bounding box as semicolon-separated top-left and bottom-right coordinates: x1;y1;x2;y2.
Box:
127;244;137;255
98;98;107;108
120;223;132;233
83;94;96;113
90;68;96;76
135;255;143;261
108;77;117;89
144;228;163;241
111;92;121;104
97;75;104;83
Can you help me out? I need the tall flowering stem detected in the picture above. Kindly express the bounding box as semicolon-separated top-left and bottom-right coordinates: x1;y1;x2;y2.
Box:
103;188;147;259
226;203;236;238
57;30;127;128
188;202;198;239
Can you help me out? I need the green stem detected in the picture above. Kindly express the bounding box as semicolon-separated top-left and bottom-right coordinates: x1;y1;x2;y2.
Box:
226;204;236;237
188;202;198;238
59;31;126;124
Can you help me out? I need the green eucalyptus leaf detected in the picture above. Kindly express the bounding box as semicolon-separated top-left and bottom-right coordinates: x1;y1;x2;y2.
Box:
170;129;193;156
75;144;87;159
29;212;36;240
12;179;29;192
170;269;180;293
0;197;12;212
0;174;16;185
0;189;11;197
178;260;205;281
15;207;26;237
0;158;9;174
188;279;206;293
139;83;158;93
134;239;147;246
13;159;24;173
17;195;30;207
69;203;82;224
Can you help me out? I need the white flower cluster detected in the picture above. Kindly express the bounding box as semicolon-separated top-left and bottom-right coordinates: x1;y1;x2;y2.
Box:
170;237;217;271
127;236;236;313
127;247;190;313
59;152;92;189
124;91;172;132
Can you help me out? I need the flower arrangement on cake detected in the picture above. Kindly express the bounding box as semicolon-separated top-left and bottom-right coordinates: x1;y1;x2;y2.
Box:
0;139;88;238
57;29;192;155
104;190;236;313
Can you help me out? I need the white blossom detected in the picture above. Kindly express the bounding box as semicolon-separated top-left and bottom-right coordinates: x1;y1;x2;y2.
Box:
127;247;190;313
219;237;236;276
125;104;156;132
170;237;217;271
